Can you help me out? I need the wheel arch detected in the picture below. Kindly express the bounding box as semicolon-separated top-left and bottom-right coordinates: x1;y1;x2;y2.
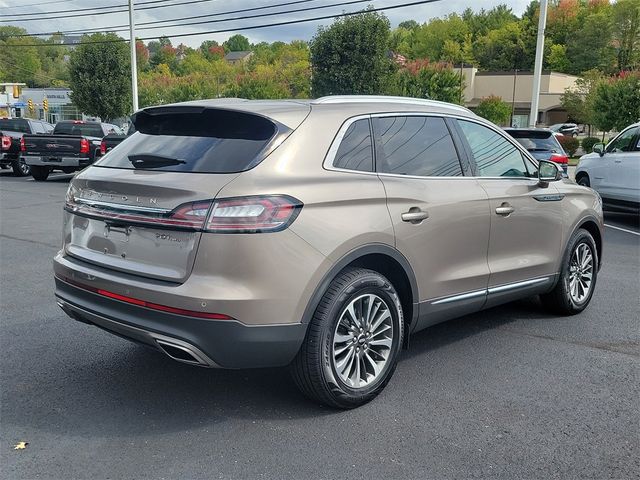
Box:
301;244;419;336
576;218;603;269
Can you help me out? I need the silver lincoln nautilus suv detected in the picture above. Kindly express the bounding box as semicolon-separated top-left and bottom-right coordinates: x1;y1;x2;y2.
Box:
54;96;603;408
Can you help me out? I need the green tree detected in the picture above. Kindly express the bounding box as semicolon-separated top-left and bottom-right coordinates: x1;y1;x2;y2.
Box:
68;33;131;120
310;10;392;96
565;10;615;74
462;5;517;38
473;21;533;70
0;27;44;87
560;69;604;128
411;14;469;61
592;72;640;131
546;44;570;72
474;95;511;126
390;60;464;103
398;20;418;30
612;0;640;71
223;34;250;52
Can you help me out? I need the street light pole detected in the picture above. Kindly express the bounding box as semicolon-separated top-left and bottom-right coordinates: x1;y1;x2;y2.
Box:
510;68;518;127
529;0;548;127
128;0;139;112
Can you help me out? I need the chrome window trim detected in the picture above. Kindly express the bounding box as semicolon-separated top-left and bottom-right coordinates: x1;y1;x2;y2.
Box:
323;111;540;180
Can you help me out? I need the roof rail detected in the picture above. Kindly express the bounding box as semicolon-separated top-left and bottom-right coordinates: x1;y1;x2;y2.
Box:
312;95;472;113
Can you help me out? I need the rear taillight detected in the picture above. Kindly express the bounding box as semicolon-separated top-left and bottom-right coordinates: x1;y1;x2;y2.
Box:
550;153;568;164
1;136;10;150
100;140;107;155
65;193;302;233
205;196;302;233
80;138;90;154
20;137;26;152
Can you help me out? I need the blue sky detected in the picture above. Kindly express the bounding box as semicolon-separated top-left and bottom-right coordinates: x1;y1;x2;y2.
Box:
0;0;532;47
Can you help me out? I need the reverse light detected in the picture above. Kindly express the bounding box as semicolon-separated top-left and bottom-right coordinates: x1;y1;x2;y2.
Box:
1;136;10;150
80;138;90;154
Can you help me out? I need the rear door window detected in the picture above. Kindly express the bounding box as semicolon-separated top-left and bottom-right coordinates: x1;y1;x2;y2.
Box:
374;116;463;177
332;118;374;172
95;108;279;173
54;122;106;137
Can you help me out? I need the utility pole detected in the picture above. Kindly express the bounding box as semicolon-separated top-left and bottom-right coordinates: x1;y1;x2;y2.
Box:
128;0;139;112
510;68;518;127
529;0;548;127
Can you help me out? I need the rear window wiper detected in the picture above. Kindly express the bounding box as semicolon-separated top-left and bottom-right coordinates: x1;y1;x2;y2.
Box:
128;154;186;169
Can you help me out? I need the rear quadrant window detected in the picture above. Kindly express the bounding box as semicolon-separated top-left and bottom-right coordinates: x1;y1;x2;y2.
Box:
333;118;374;172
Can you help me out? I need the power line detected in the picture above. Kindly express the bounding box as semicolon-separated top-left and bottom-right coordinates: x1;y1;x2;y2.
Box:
18;0;374;38
0;0;225;22
0;0;176;18
1;0;444;46
6;0;318;37
1;0;107;8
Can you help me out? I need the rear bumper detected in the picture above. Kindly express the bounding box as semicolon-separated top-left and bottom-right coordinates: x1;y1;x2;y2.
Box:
24;155;89;167
55;276;307;369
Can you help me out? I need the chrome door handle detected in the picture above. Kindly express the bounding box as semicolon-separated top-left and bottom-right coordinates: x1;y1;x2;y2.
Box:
614;160;622;163
495;204;515;216
401;208;429;223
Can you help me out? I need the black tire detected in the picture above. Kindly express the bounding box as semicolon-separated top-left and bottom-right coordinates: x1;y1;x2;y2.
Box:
62;167;76;174
31;166;50;181
576;174;590;187
291;268;404;409
12;158;31;177
540;228;598;315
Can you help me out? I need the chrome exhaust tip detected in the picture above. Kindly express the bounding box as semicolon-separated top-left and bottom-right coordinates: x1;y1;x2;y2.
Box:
152;336;217;368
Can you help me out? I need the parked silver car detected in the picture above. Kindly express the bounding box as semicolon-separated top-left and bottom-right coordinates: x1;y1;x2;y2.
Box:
576;123;640;212
54;96;604;408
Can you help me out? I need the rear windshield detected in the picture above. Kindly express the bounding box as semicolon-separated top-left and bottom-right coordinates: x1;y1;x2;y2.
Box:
0;118;29;133
506;130;561;152
94;108;278;173
54;122;105;137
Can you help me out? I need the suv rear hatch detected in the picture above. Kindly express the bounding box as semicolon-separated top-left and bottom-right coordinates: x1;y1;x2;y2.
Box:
63;103;309;283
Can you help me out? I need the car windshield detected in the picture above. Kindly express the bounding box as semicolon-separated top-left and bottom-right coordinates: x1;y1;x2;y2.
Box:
506;130;561;152
0;118;29;133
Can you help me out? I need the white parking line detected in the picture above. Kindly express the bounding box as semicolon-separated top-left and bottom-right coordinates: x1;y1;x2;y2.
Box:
605;224;640;236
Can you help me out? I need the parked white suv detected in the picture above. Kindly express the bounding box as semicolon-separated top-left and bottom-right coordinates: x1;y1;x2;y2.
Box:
575;123;640;213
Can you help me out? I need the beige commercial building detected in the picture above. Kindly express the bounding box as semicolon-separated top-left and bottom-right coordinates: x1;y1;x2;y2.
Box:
460;67;580;127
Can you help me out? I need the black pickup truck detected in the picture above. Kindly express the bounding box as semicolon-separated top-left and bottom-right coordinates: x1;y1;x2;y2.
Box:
23;120;122;181
0;118;54;176
100;122;136;154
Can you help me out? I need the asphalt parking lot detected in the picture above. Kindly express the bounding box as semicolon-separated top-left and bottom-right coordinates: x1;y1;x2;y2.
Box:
1;170;638;479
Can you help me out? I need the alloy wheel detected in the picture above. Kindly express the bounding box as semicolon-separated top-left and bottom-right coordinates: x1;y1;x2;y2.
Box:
569;242;594;304
332;294;394;389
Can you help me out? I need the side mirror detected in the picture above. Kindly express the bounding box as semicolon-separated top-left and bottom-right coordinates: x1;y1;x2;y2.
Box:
538;160;563;187
592;143;605;156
